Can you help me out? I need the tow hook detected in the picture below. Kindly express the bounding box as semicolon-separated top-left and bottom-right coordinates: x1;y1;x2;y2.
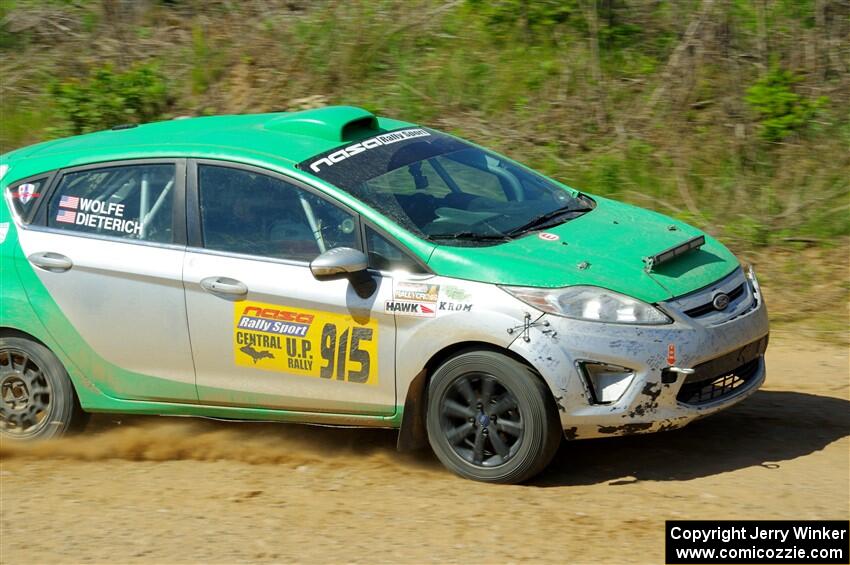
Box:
662;366;695;384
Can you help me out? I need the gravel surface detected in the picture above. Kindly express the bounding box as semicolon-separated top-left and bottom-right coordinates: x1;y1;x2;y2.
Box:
1;336;847;564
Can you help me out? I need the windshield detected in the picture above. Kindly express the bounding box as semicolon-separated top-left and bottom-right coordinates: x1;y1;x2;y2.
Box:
298;128;593;246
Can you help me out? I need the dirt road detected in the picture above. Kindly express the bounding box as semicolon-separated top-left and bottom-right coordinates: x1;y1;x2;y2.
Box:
1;336;848;564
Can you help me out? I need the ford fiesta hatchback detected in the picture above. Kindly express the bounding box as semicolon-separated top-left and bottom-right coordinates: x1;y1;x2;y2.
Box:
0;106;769;483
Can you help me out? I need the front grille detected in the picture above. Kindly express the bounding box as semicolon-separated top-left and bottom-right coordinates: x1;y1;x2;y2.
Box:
675;335;768;406
677;358;760;405
683;283;745;318
662;268;758;326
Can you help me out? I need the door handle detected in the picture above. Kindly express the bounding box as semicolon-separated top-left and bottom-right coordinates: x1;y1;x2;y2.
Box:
200;276;248;297
28;252;73;272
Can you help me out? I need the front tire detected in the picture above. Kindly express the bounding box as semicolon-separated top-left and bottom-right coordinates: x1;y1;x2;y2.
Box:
426;350;561;483
0;337;88;440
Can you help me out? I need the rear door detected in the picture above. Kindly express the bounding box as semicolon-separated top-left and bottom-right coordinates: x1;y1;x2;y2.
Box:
13;160;198;402
183;161;396;415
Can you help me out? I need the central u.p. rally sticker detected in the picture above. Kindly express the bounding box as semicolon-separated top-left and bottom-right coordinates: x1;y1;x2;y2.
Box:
233;301;378;385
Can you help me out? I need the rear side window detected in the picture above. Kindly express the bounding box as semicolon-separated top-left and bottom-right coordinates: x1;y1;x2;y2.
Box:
48;164;176;243
365;226;427;273
5;178;48;223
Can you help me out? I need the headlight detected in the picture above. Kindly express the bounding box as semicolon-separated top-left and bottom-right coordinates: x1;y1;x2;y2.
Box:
500;285;672;325
746;264;761;297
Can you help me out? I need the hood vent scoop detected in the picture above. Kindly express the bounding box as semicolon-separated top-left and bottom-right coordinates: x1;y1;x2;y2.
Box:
264;106;379;142
643;235;705;272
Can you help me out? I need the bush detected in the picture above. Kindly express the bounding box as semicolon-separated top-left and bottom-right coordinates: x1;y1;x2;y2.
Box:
50;63;170;134
468;0;580;39
745;67;828;142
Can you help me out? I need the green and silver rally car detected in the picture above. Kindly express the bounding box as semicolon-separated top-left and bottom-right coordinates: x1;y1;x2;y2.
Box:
0;106;769;483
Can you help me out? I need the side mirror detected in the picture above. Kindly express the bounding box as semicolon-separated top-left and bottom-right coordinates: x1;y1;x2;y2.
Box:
310;247;376;298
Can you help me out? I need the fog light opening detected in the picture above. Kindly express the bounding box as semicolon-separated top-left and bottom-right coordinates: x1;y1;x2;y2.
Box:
579;362;635;404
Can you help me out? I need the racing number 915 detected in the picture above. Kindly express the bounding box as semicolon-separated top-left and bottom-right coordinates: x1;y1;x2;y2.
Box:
319;323;373;383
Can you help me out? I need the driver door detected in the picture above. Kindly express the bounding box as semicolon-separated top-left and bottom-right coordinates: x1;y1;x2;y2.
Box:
183;161;396;415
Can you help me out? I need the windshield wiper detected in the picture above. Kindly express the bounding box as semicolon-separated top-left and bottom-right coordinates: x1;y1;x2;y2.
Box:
505;205;594;237
427;231;512;242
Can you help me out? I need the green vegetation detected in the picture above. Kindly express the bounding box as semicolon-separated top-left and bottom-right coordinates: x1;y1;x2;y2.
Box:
0;0;846;338
745;66;828;141
50;63;170;135
0;0;847;279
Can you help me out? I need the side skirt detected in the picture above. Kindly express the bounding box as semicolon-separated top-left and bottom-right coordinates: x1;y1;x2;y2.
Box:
82;397;403;429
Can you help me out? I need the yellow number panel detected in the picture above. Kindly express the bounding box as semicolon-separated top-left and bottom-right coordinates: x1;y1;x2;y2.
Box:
233;300;378;385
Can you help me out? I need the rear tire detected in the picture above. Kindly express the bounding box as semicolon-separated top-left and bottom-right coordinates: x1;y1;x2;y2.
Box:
0;337;88;440
426;350;561;483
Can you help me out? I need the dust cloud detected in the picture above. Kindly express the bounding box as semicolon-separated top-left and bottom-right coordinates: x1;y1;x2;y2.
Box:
0;417;431;473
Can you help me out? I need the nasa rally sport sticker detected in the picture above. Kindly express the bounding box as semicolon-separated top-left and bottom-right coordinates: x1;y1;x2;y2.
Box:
538;232;560;241
308;128;431;173
385;282;439;317
233;301;378;385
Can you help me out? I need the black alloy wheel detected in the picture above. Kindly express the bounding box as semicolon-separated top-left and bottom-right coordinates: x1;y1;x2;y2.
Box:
426;349;561;484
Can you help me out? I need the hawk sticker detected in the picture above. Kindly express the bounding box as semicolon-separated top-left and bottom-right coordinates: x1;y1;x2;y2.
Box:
387;282;440;317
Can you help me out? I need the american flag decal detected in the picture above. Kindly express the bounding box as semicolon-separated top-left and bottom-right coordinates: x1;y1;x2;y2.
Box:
59;195;80;209
56;209;77;224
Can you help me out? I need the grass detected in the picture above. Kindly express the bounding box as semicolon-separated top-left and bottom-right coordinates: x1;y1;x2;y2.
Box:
0;0;847;340
737;242;850;346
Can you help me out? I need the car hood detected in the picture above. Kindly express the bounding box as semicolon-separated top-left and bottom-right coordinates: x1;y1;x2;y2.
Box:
426;196;739;304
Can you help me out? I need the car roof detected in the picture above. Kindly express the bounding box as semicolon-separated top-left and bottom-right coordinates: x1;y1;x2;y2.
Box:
0;106;415;184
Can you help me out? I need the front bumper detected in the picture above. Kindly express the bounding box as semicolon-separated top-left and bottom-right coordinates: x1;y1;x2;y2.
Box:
509;268;770;440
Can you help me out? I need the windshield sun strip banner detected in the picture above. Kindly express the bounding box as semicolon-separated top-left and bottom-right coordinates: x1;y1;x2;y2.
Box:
297;127;468;190
303;128;431;174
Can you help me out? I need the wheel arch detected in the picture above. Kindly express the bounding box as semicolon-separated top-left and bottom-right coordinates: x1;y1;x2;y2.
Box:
0;326;91;436
396;340;550;451
0;326;50;347
0;326;86;404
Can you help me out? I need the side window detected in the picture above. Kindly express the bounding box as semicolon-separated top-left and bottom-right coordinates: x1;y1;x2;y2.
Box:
6;177;48;223
198;164;358;262
48;164;176;243
365;226;427;273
